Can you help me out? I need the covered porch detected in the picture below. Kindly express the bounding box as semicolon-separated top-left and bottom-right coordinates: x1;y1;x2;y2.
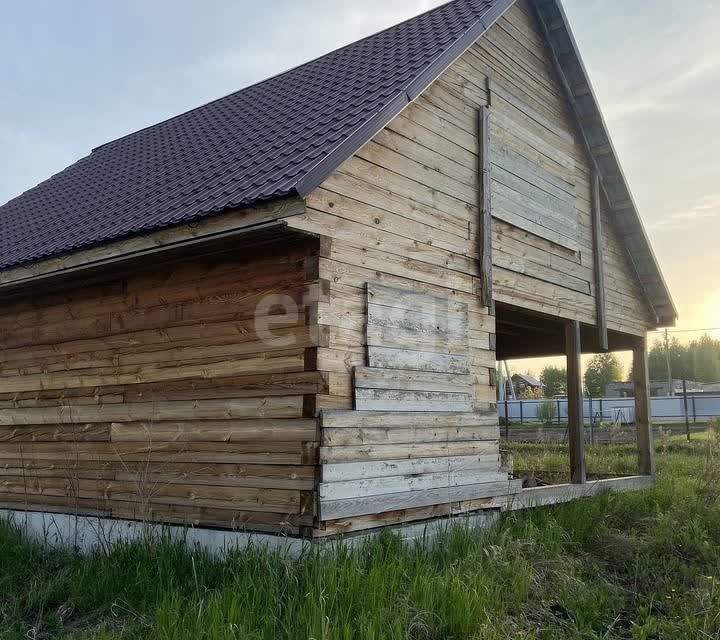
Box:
495;301;656;506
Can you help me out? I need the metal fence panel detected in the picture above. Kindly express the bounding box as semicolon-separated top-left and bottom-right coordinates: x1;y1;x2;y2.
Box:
498;395;720;424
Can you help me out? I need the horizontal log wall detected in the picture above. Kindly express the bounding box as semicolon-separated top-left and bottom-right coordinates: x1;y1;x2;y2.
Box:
0;236;322;535
318;410;519;529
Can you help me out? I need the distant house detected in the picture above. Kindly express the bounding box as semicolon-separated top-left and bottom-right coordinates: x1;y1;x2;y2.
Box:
511;374;544;398
606;380;704;398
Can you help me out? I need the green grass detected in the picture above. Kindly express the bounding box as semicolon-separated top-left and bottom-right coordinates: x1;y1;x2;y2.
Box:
2;430;720;639
510;433;712;480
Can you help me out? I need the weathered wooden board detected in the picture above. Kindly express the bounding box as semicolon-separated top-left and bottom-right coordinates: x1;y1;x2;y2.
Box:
358;284;474;412
320;479;522;520
367;347;471;374
319;440;497;464
322;454;501;483
322;424;499;446
320;410;498;429
367;283;469;315
354;368;472;393
479;105;494;311
354;388;474;413
319;470;511;500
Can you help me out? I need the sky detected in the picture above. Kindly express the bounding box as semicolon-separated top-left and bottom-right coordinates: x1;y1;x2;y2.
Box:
1;0;718;376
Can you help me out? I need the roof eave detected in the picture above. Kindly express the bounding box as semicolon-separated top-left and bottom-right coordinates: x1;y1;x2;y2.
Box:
531;0;677;327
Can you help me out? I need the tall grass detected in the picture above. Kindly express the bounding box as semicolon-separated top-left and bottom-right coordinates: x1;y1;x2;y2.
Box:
2;434;720;639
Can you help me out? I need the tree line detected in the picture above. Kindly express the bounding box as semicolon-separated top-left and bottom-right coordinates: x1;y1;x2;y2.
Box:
513;334;720;399
648;334;720;384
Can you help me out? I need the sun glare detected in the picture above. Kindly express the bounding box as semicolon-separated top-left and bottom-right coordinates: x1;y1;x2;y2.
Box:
704;290;720;326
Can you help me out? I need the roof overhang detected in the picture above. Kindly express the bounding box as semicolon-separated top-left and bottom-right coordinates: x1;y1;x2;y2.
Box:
531;0;677;327
0;218;317;301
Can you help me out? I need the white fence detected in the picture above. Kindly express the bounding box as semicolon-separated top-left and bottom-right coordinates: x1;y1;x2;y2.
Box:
498;395;720;425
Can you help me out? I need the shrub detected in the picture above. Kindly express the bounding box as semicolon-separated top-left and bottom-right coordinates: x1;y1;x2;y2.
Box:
537;399;558;425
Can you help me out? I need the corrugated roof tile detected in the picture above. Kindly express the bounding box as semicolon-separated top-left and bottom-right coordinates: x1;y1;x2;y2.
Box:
0;0;505;269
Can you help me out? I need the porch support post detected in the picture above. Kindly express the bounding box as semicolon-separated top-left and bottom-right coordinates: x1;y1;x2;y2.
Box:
634;336;656;476
566;320;586;484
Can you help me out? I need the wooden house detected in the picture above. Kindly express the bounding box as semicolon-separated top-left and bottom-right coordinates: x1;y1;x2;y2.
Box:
511;374;544;398
0;0;675;540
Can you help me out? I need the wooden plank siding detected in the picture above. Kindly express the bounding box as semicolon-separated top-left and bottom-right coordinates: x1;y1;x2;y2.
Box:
356;284;474;412
288;0;658;534
0;226;324;535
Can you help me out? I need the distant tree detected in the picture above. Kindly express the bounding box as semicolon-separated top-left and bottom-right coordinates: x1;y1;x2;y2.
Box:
584;353;623;397
690;335;720;383
647;334;720;383
648;336;691;382
540;365;567;398
519;387;543;400
537;399;558;425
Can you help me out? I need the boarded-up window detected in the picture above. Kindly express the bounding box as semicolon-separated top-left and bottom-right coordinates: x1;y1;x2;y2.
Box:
353;284;473;412
488;81;578;252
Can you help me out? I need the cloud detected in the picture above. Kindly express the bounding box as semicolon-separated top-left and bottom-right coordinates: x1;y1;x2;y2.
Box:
603;52;720;120
184;0;446;91
650;194;720;232
596;7;720;123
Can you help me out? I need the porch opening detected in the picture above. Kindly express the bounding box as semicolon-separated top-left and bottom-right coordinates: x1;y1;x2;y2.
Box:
494;302;655;491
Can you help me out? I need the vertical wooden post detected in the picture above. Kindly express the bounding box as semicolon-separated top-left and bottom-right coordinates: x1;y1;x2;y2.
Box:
634;337;656;476
566;320;586;484
591;172;609;352
683;379;691;441
504;398;510;440
478;106;494;315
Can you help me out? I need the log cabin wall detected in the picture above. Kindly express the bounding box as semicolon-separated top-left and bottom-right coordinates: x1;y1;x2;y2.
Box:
0;235;323;536
286;0;657;535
